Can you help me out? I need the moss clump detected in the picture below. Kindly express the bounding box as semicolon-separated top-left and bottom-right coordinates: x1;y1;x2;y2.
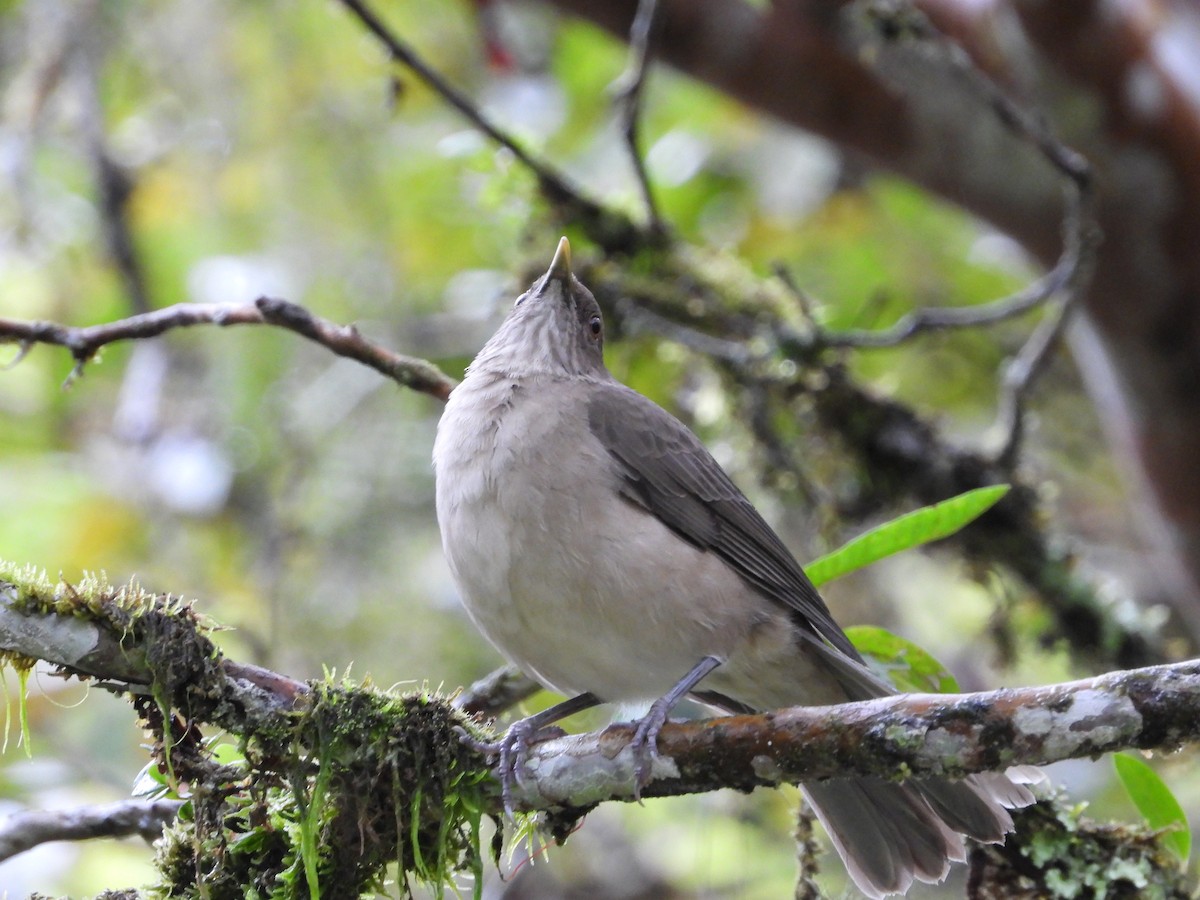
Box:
1;563;496;898
155;677;494;900
0;562;224;708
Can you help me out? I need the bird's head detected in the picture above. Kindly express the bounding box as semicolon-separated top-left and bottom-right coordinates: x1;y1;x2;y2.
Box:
469;237;608;380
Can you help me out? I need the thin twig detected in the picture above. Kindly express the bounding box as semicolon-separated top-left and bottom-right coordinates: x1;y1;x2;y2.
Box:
453;664;541;719
990;295;1075;465
0;297;456;401
0;799;184;862
333;0;648;250
817;244;1078;348
817;1;1101;468
806;1;1098;346
990;192;1098;465
611;0;665;235
851;1;1101;465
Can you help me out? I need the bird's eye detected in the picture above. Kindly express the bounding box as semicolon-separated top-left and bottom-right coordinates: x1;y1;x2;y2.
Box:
589;316;602;338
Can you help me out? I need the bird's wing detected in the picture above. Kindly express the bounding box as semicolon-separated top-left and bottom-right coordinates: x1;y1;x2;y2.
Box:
587;381;862;662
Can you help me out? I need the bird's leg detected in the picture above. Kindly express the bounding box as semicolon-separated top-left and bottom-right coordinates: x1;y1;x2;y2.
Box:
461;691;601;815
629;655;724;798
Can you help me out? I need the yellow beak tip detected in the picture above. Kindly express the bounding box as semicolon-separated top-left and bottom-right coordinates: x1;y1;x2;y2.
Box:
548;236;572;280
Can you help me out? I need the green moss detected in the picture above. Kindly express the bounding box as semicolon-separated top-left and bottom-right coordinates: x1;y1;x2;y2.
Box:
152;675;495;899
2;562;498;897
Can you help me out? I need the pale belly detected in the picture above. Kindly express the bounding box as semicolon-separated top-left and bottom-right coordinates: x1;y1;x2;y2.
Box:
434;375;848;710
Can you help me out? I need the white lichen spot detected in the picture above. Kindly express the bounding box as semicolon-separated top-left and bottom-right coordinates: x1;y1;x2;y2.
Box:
1045;689;1142;758
1014;704;1055;737
923;727;967;760
751;754;784;783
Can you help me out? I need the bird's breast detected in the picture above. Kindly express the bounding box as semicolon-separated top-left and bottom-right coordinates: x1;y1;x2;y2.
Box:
432;374;836;707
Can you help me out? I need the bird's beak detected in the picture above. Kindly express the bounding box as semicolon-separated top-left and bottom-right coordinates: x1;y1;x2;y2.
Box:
546;236;572;283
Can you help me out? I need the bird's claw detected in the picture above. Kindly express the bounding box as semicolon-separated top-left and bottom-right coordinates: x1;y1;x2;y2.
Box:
457;720;565;817
628;705;671;802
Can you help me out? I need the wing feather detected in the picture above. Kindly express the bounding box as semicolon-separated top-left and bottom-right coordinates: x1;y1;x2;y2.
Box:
588;382;861;661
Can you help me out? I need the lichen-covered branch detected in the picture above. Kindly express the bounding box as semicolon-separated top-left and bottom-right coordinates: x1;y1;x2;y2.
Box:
505;658;1200;809
1;564;1197;894
0;572;308;730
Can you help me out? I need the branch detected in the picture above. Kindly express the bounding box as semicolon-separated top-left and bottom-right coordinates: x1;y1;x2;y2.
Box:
0;578;308;727
0;296;456;402
334;0;654;253
610;0;665;235
844;1;1103;467
0;800;183;863
4;567;1188;813
508;658;1200;810
3;567;1197;812
454;664;541;719
1;565;1194;896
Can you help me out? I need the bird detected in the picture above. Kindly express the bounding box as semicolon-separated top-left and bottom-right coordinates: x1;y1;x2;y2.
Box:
432;237;1036;898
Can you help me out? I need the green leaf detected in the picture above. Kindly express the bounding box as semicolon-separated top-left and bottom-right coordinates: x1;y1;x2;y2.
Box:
1114;753;1191;862
805;485;1010;587
844;626;959;693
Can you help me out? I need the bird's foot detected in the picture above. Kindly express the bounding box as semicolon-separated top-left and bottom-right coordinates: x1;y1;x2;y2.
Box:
628;698;675;802
458;719;566;816
625;656;726;801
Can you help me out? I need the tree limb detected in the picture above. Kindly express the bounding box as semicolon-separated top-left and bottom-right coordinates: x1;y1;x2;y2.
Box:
510;658;1200;810
1;570;1196;818
2;565;1198;899
0;800;184;863
0;296;456;401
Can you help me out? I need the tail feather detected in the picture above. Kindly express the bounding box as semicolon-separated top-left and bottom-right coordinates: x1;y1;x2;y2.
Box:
753;638;1042;895
915;776;1015;843
803;772;1035;897
803;779;963;899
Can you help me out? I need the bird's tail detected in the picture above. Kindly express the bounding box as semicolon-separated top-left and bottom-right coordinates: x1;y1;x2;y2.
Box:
802;769;1037;898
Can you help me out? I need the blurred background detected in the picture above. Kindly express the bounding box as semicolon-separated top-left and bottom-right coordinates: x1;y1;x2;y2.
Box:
1;0;1197;896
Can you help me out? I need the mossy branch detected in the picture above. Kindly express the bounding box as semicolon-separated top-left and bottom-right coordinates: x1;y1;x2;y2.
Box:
1;566;1199;897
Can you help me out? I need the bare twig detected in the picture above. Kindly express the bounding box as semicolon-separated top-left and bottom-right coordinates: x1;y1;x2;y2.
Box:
333;0;650;251
0;297;456;401
991;293;1076;467
990;198;1097;466
453;664;541;719
842;0;1101;466
0;799;184;862
815;239;1080;349
611;0;665;234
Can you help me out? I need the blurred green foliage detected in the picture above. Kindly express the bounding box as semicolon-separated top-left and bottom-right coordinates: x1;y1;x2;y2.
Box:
0;0;1174;896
